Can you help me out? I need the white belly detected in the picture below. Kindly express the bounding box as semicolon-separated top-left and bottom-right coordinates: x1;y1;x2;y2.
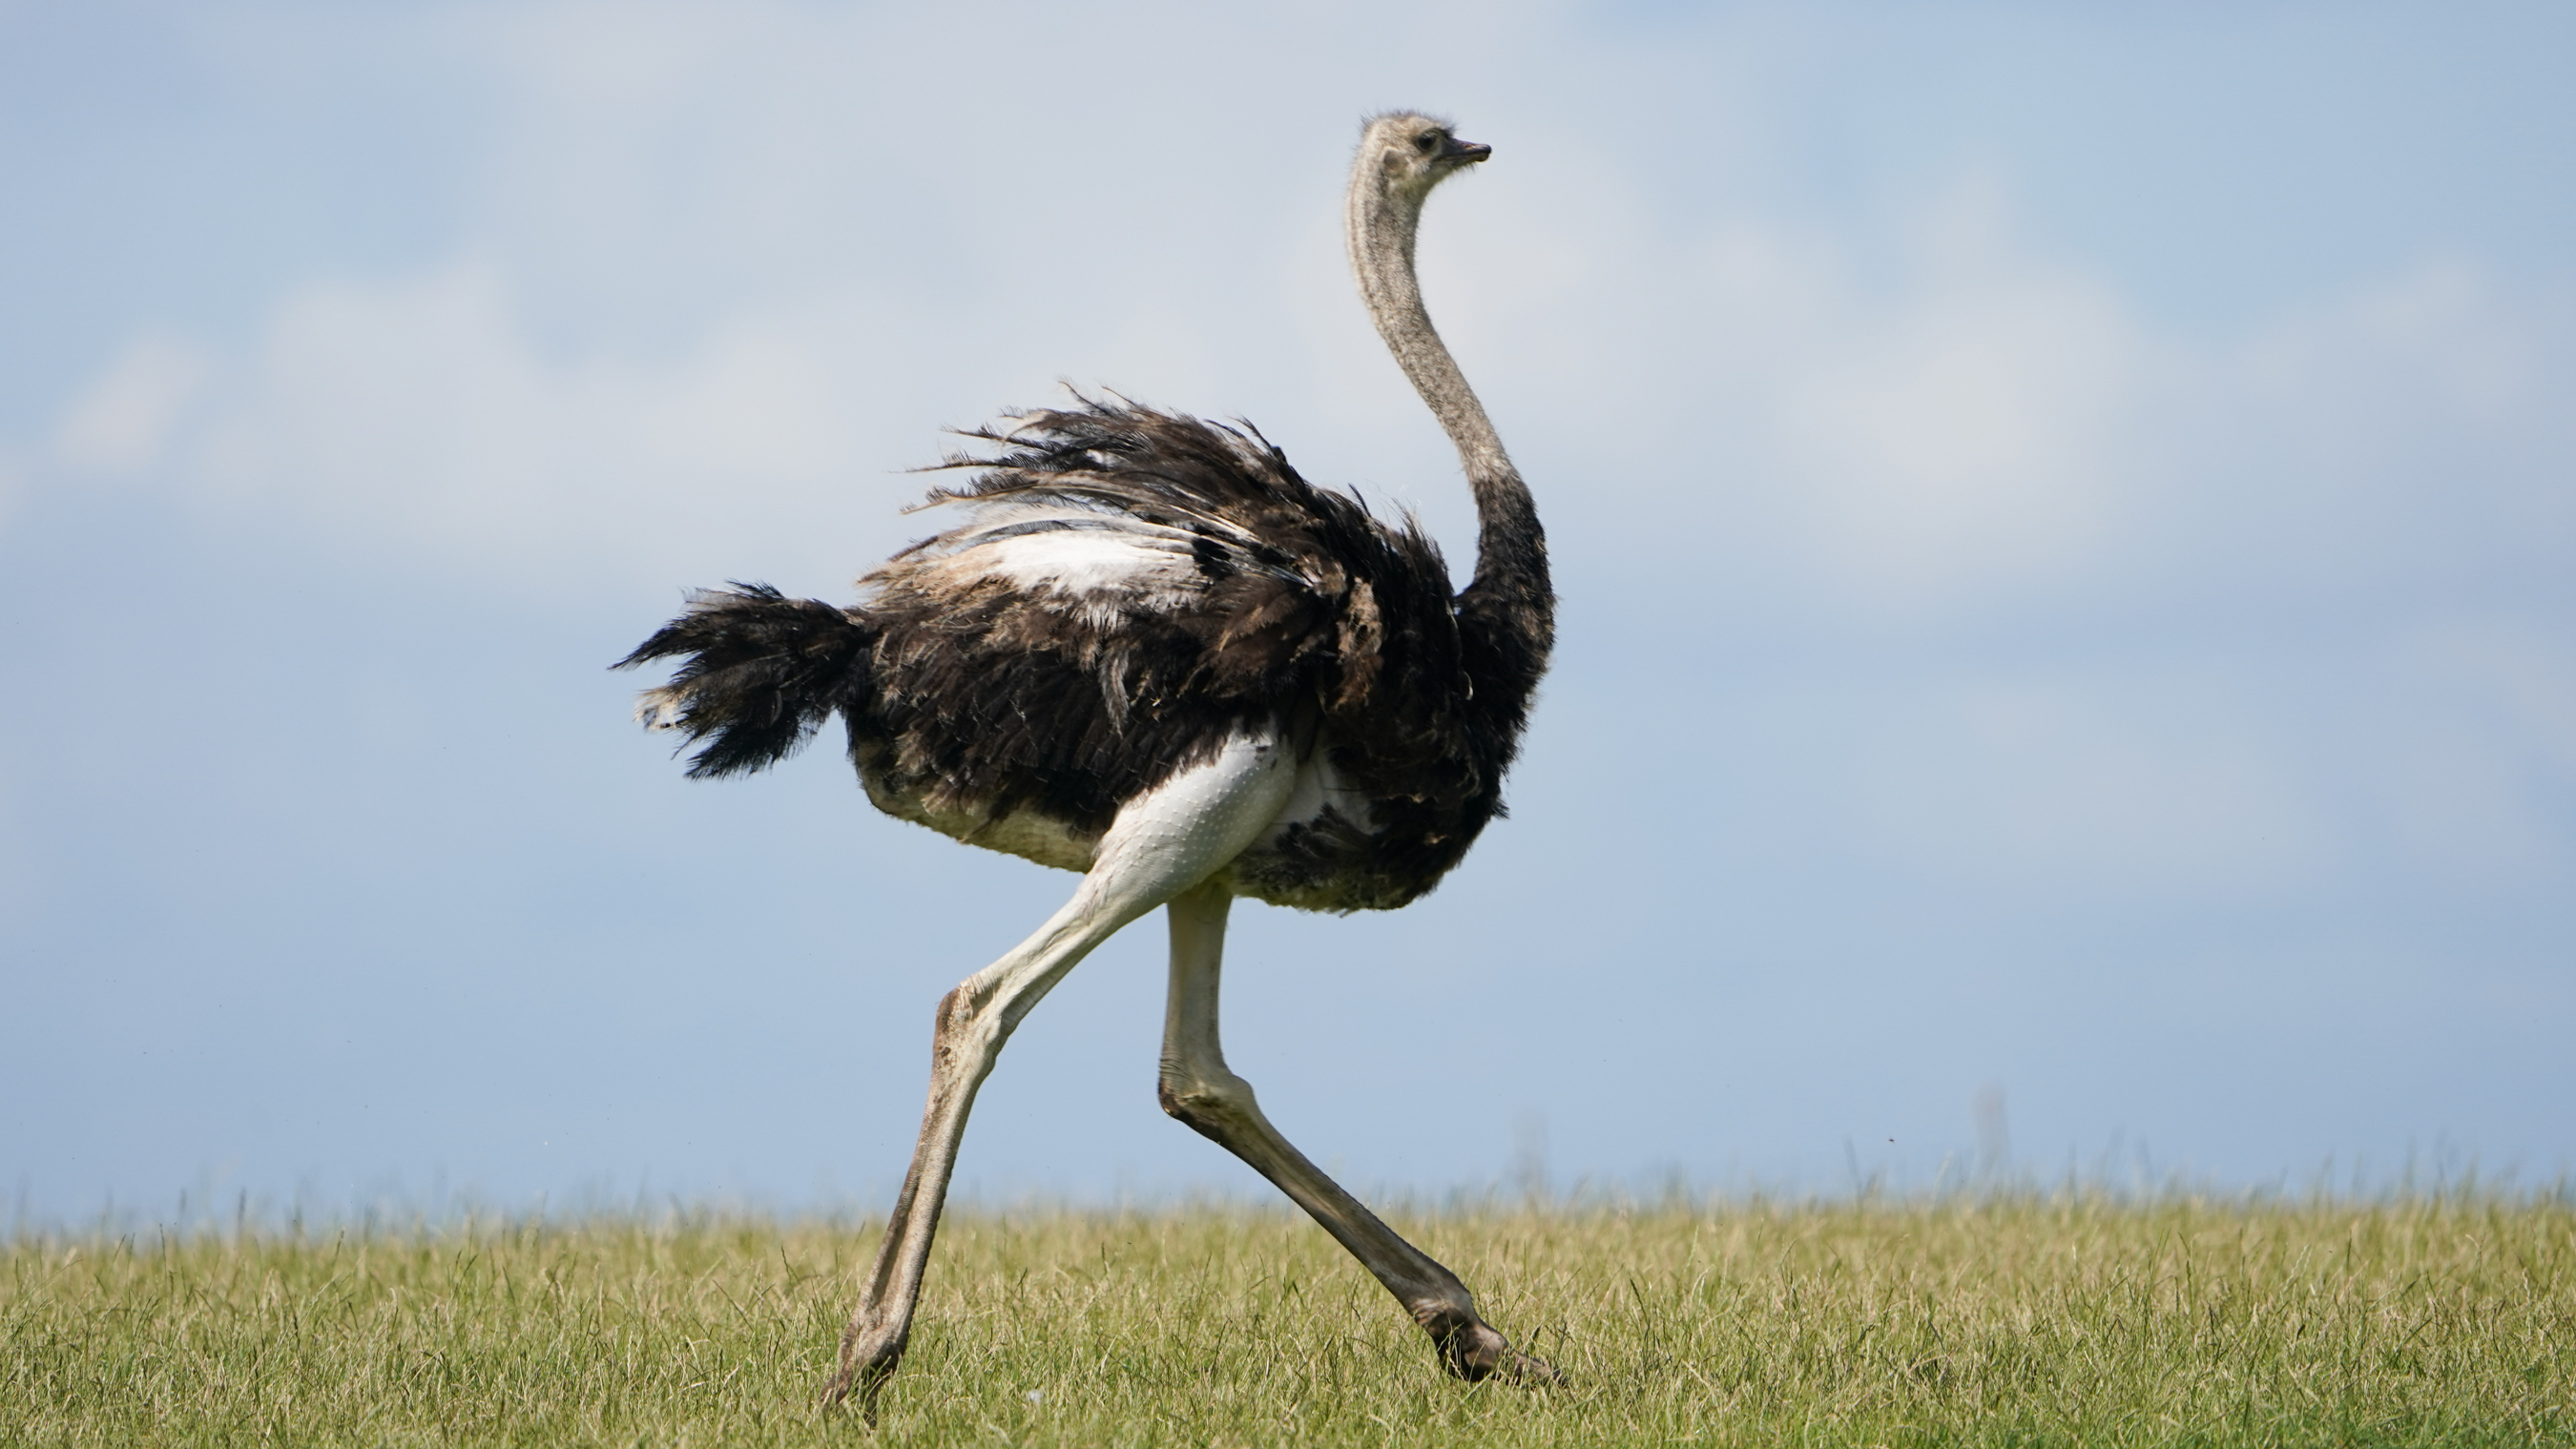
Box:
855;722;1356;878
860;769;1106;873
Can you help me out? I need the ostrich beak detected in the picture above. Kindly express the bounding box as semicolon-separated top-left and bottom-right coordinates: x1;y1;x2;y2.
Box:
1444;137;1493;164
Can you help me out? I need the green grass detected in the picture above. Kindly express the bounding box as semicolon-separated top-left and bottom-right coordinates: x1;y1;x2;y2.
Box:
7;1195;2571;1446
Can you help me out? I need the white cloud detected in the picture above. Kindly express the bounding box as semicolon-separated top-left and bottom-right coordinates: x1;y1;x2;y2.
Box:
1409;153;2574;620
1769;207;2141;606
2225;259;2568;502
194;260;879;589
54;336;210;475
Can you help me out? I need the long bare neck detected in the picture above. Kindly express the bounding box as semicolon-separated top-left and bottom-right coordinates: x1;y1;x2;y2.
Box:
1345;165;1552;632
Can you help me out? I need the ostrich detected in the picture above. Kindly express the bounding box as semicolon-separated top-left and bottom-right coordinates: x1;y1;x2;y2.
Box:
620;112;1554;1411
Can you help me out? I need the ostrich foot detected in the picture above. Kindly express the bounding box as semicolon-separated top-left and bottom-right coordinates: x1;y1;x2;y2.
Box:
819;1329;905;1422
1433;1314;1566;1385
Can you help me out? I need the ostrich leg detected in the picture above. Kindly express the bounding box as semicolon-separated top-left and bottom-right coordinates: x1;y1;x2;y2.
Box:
1157;880;1555;1381
821;731;1299;1416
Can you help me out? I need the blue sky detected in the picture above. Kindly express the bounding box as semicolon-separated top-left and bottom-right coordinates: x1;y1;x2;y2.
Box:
4;1;2572;1223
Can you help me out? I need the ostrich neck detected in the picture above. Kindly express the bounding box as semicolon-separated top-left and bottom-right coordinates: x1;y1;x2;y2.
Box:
1346;178;1552;634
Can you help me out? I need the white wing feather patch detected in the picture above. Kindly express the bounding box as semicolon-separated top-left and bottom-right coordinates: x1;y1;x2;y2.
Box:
950;528;1194;595
895;498;1238;615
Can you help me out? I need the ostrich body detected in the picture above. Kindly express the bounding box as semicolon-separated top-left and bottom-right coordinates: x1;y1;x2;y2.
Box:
622;113;1553;1411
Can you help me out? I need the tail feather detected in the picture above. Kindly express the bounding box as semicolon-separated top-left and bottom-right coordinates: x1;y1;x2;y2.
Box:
615;584;874;779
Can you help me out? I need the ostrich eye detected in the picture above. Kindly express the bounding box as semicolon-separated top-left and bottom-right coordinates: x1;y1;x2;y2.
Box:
1414;133;1441;154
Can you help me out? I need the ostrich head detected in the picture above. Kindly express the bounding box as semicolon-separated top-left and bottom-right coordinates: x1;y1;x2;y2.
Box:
1356;112;1491;207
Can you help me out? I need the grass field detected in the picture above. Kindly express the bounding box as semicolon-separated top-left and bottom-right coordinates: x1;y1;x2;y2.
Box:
7;1194;2571;1446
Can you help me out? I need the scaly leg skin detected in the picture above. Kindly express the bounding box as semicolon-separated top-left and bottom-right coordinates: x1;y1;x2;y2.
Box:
819;730;1300;1418
1157;880;1560;1384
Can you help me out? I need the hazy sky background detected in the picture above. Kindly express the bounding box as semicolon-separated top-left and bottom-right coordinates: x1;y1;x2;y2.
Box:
4;1;2572;1224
